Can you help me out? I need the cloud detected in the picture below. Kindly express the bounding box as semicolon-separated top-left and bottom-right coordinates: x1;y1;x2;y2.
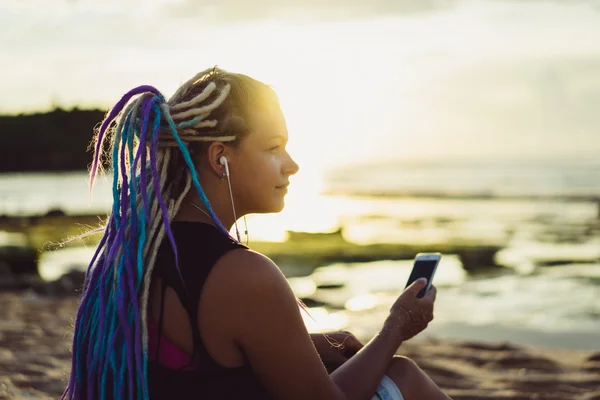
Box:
165;0;457;21
418;54;600;157
163;0;600;22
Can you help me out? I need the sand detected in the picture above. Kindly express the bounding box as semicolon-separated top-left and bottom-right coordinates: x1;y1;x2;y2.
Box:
0;292;598;400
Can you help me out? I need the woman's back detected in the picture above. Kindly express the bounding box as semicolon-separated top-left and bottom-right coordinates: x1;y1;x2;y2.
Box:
147;221;269;399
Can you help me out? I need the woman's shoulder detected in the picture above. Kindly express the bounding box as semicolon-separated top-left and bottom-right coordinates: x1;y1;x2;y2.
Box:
199;247;297;338
199;247;296;319
212;248;288;290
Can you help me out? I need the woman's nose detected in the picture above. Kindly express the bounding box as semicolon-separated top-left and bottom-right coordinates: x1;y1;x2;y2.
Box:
285;152;299;176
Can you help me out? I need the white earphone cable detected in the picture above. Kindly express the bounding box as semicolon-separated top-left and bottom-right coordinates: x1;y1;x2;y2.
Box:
220;156;243;244
188;156;248;245
224;168;241;243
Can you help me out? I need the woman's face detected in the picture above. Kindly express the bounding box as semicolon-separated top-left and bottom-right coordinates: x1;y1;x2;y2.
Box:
228;107;299;214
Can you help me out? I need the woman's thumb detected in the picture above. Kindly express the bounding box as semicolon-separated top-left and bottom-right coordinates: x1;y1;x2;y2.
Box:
406;278;427;294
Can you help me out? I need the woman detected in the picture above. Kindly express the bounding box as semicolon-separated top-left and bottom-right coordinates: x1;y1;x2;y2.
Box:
64;67;451;399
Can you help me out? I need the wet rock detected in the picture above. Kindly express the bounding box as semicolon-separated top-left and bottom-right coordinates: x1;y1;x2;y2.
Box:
458;341;521;352
43;208;66;218
587;353;600;363
316;283;345;290
488;353;560;372
34;270;85;297
299;297;328;308
0;232;40;289
456;246;502;272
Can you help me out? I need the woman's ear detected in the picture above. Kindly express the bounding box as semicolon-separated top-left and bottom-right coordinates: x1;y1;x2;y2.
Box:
207;142;227;178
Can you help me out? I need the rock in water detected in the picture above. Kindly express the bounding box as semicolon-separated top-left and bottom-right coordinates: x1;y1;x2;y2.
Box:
0;232;40;290
34;269;86;297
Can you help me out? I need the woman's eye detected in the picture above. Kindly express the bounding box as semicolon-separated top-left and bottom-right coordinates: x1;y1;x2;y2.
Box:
270;145;281;152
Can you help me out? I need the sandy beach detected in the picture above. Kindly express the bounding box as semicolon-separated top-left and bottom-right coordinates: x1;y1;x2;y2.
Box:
0;292;598;400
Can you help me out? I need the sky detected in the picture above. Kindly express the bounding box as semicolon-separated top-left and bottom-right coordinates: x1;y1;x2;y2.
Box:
2;0;600;172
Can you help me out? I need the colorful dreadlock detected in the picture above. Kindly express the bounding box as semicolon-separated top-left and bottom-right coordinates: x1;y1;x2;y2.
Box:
62;69;240;400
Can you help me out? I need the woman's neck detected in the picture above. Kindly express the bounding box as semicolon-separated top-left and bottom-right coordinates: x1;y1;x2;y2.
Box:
174;187;239;232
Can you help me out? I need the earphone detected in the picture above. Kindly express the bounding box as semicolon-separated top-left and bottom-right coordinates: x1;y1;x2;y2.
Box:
218;155;247;244
219;155;230;178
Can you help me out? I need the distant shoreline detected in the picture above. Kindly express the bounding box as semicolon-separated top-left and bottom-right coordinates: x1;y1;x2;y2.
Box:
323;190;600;203
0;108;105;173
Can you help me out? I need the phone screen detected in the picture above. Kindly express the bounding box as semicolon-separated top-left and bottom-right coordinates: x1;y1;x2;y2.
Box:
405;259;438;298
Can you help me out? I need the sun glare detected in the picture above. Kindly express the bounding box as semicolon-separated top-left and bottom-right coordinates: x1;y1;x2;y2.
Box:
214;19;422;241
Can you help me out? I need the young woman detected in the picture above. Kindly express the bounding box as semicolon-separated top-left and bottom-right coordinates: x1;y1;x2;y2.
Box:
64;67;451;400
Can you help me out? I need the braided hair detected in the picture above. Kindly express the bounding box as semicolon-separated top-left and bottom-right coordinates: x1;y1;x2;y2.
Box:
63;67;280;400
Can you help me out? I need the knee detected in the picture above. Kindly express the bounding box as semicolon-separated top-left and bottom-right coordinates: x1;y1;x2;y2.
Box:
384;356;420;396
386;356;419;381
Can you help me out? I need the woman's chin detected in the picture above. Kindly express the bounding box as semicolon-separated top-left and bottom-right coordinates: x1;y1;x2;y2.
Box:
267;198;287;214
266;201;285;214
248;199;285;214
273;202;285;213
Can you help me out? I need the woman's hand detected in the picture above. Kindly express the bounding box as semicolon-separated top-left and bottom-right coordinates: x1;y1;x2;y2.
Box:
384;278;436;345
311;331;364;373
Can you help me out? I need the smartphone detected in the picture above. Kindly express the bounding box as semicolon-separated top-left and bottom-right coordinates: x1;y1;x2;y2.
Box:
405;253;442;298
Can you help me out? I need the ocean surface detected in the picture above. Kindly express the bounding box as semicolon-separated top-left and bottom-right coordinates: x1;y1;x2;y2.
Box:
1;159;599;350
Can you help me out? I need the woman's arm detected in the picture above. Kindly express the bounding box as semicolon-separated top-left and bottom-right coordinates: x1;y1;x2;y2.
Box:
207;249;434;400
310;332;364;373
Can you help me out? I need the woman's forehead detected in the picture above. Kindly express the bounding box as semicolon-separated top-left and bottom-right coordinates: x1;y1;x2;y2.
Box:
248;109;288;142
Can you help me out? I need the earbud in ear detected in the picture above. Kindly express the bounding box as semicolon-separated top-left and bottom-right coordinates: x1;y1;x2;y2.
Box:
219;156;230;178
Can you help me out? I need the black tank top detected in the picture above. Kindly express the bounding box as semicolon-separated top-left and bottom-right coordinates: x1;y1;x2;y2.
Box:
147;221;270;399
